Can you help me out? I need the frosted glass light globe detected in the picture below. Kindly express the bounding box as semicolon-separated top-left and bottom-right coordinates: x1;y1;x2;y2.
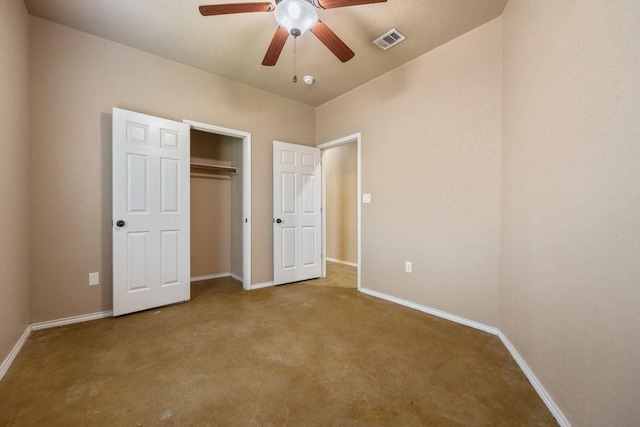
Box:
275;0;318;37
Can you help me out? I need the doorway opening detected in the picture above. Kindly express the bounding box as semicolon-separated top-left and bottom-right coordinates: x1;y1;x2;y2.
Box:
319;133;362;290
184;120;252;290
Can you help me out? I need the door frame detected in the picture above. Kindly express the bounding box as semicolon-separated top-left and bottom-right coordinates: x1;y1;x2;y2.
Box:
317;133;362;290
184;119;252;291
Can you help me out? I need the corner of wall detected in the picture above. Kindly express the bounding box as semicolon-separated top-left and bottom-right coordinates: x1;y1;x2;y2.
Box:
0;0;31;366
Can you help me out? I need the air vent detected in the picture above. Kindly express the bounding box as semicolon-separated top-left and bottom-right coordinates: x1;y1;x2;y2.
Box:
373;28;406;51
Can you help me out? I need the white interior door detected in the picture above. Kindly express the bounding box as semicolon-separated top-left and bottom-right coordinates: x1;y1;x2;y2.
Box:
112;108;190;316
273;141;322;285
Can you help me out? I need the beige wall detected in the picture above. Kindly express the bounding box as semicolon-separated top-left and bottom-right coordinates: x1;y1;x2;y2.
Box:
317;18;502;326
191;177;231;277
190;131;244;279
28;17;315;322
0;0;31;363
11;5;639;424
324;143;357;264
501;1;640;425
190;131;232;278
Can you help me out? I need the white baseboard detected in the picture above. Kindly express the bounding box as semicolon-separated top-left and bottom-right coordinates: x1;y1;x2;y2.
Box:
2;311;113;382
0;325;31;382
498;331;570;427
30;311;113;331
326;258;359;268
359;287;499;335
190;272;230;282
250;281;274;290
0;288;569;427
358;288;567;424
230;272;243;283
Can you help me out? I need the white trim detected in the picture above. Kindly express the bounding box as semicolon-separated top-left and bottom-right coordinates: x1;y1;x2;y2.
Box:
230;272;243;283
242;135;252;290
190;272;230;282
2;312;112;381
358;287;568;424
183;119;252;291
317;133;361;150
250;281;275;290
183;120;250;140
359;287;499;335
326;257;358;268
498;331;570;427
318;140;328;278
30;311;113;331
318;133;362;291
0;325;31;381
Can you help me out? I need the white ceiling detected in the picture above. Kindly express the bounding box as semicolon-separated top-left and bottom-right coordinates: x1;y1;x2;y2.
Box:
24;0;508;107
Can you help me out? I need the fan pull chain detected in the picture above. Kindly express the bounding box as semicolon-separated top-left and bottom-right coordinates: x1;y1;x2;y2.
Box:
293;36;298;84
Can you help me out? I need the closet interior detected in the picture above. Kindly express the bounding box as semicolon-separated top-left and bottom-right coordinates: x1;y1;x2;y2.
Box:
190;129;244;283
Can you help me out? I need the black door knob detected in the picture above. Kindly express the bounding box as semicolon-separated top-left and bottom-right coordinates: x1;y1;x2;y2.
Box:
276;218;282;224
116;220;125;227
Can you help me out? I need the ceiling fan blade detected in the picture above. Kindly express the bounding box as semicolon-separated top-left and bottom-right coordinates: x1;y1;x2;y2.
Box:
315;0;387;9
199;2;275;16
262;27;289;66
310;21;355;63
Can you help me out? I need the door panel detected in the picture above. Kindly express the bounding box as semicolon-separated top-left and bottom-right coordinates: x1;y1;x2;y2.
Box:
127;154;149;213
273;141;322;285
282;227;296;269
161;230;180;286
113;108;190;316
127;232;149;291
302;226;316;266
160;158;180;213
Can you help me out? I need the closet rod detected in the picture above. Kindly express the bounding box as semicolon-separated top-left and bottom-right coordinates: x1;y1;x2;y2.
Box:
190;162;238;176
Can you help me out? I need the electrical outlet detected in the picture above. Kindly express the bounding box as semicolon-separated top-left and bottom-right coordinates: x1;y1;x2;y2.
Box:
89;272;99;286
405;261;413;273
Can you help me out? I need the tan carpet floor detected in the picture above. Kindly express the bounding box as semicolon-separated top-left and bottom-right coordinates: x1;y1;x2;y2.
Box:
0;267;556;425
307;261;357;289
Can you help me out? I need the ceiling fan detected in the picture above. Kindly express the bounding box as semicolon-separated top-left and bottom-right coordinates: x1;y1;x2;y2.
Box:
199;0;388;66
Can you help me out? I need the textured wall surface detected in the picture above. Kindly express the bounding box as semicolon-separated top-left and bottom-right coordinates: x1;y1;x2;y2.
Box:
317;18;502;326
500;1;640;425
324;142;358;264
29;17;314;322
191;176;231;277
0;0;31;364
190;131;240;279
9;4;639;424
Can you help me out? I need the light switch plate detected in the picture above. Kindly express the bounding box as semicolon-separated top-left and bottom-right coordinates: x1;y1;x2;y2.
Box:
89;272;99;286
363;193;371;204
405;261;413;273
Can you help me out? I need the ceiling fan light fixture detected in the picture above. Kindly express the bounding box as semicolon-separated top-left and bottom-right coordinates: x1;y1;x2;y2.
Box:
275;0;318;37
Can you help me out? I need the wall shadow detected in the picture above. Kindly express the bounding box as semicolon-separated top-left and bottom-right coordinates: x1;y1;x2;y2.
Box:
100;112;113;311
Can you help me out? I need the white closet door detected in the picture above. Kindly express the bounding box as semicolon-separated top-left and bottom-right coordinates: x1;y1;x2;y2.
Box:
112;108;190;316
273;141;322;285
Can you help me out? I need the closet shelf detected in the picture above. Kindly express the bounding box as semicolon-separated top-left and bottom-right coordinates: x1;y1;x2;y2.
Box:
190;162;238;177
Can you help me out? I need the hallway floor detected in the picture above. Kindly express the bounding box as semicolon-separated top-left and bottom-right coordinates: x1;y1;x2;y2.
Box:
0;276;556;425
307;261;357;289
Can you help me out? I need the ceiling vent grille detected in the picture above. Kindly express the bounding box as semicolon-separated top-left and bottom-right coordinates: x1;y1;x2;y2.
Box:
373;28;406;51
